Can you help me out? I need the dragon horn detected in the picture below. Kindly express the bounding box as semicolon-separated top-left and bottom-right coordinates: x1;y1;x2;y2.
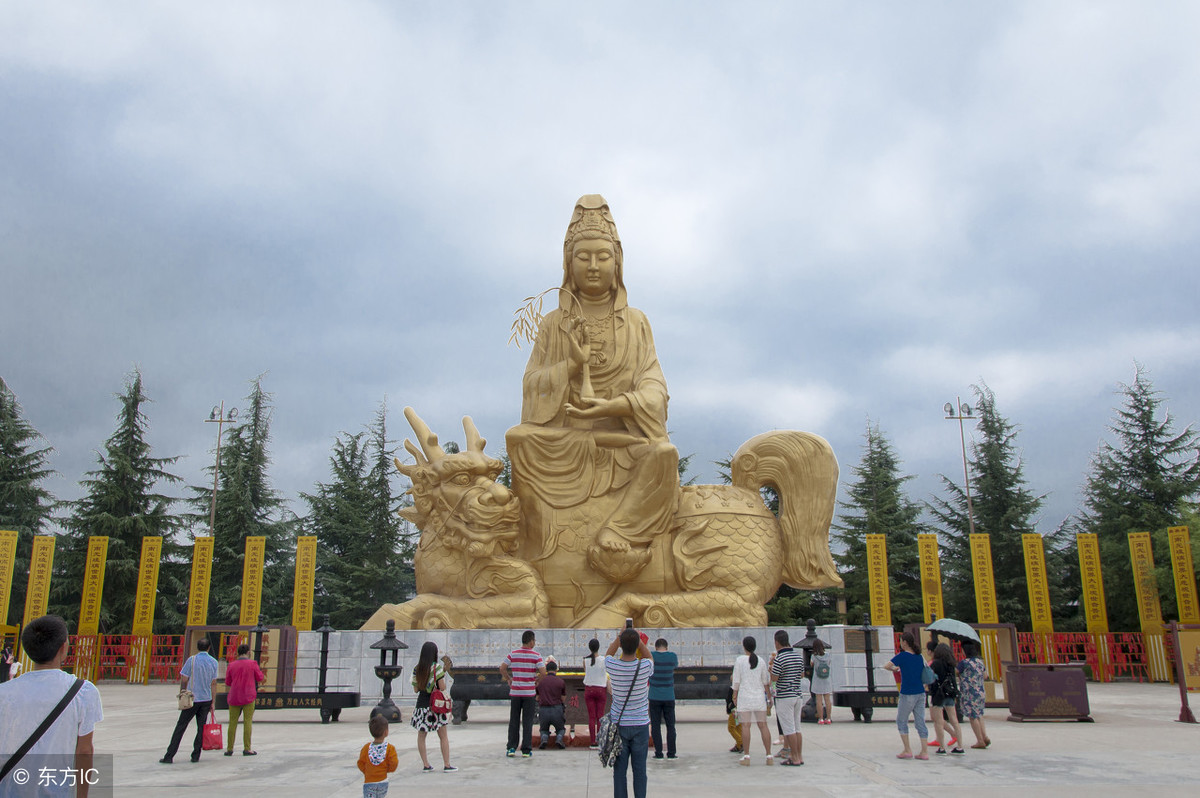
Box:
393;456;416;479
403;406;444;464
462;415;487;453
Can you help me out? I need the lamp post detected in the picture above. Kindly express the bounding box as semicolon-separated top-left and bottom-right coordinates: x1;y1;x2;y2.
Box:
943;397;979;537
205;402;239;532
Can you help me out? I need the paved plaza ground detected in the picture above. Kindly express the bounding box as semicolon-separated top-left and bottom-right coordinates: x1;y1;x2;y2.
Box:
93;680;1197;797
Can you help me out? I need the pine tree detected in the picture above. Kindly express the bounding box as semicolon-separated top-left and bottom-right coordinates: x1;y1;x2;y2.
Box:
52;370;186;632
192;377;293;625
303;404;415;628
831;421;923;628
0;377;57;627
1074;366;1200;630
929;384;1046;628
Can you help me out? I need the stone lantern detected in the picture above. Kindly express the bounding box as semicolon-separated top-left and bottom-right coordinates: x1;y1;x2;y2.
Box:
369;619;408;722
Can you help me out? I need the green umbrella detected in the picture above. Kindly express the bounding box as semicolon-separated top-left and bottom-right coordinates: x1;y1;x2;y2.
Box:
927;618;981;644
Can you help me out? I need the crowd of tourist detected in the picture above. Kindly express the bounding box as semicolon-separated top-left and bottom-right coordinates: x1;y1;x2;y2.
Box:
0;616;995;798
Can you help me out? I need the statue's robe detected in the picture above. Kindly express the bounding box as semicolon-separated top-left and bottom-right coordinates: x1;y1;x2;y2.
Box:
506;305;679;565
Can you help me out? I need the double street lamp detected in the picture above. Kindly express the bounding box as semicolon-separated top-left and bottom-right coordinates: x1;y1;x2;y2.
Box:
944;397;979;536
205;402;239;533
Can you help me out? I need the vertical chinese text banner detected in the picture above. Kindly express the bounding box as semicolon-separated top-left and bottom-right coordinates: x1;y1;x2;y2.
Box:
0;529;18;625
1128;531;1170;681
1076;533;1108;634
187;537;214;627
292;536;317;631
1167;526;1199;624
918;533;944;624
128;536;162;684
20;536;55;674
240;536;266;626
865;534;891;627
1022;534;1054;634
970;533;999;624
76;536;109;681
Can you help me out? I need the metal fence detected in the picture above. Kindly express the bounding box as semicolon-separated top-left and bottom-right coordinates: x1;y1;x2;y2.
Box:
62;630;1176;684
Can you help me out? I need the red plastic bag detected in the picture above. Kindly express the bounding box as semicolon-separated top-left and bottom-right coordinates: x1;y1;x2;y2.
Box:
202;708;223;750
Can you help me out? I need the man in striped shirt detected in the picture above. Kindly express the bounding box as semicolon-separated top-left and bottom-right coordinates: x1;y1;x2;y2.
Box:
606;628;653;798
769;629;806;765
500;629;546;757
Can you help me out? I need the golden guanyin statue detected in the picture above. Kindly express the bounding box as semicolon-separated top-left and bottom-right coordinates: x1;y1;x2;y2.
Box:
507;194;679;587
363;195;842;630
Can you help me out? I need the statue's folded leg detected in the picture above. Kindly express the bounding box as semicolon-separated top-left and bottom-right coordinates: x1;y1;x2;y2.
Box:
594;440;679;551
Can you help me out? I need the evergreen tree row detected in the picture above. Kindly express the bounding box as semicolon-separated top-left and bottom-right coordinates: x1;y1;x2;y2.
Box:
825;367;1199;632
3;364;1198;634
2;372;414;633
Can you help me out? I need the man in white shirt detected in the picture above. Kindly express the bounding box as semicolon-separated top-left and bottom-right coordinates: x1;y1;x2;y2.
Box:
0;615;104;797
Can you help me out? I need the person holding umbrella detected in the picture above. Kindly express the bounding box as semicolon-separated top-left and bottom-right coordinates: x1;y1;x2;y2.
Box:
957;640;991;748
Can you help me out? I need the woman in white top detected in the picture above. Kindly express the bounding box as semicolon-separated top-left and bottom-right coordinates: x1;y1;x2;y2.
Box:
731;635;773;766
582;638;608;749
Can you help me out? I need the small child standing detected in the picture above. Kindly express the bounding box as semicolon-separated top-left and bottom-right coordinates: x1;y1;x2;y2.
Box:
358;715;399;797
725;686;742;753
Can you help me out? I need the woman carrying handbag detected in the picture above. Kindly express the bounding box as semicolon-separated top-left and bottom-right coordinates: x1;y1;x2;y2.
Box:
410;642;456;772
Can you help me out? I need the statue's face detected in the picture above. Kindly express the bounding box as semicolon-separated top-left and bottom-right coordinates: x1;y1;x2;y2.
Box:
570;238;617;299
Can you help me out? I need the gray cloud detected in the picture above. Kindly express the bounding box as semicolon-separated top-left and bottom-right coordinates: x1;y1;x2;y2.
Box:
3;2;1199;539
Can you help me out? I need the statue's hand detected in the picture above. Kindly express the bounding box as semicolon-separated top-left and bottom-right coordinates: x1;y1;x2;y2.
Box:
566;317;588;371
565;395;629;420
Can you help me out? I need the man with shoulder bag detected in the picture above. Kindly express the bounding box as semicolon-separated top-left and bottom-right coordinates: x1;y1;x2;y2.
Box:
160;637;219;764
0;615;104;797
604;626;654;798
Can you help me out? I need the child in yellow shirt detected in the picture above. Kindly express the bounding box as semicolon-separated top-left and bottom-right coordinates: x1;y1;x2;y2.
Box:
358;715;399;796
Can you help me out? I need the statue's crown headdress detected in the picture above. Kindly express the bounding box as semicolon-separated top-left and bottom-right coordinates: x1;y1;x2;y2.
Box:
564;194;621;252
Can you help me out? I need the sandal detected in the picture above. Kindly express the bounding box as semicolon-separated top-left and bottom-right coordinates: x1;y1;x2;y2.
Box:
765;755;774;766
915;753;929;761
780;759;804;766
896;752;913;759
738;755;750;766
971;742;987;749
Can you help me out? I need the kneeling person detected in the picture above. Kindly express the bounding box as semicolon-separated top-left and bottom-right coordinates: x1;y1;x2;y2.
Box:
538;660;567;749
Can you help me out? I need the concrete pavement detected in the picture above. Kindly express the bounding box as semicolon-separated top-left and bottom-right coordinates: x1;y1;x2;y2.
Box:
89;680;1198;796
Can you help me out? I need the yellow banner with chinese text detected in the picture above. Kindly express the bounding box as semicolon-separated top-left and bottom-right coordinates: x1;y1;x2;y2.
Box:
19;536;56;674
1168;526;1199;624
1076;533;1108;634
0;530;18;625
1128;532;1163;633
187;537;214;627
1022;534;1054;634
22;536;55;624
292;536;317;631
865;534;891;627
131;537;162;636
918;533;944;623
77;536;109;636
970;533;998;624
240;536;266;626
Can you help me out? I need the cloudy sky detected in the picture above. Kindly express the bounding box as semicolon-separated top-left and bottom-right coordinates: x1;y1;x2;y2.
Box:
3;1;1199;539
